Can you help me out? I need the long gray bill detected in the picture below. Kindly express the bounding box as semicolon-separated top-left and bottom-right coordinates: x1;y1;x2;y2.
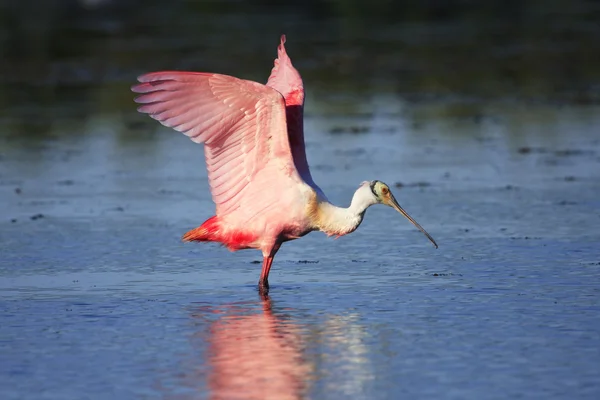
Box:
389;195;438;249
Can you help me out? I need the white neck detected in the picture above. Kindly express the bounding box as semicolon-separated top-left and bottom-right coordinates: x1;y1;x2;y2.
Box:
315;187;377;236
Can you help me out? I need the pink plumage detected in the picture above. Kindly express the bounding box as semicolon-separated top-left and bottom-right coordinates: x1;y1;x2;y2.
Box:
132;36;317;291
132;35;438;294
182;216;258;251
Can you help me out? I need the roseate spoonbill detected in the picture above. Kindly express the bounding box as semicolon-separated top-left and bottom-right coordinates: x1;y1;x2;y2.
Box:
132;35;437;293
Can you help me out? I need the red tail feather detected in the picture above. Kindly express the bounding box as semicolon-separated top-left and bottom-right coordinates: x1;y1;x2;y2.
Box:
182;216;220;242
182;216;257;251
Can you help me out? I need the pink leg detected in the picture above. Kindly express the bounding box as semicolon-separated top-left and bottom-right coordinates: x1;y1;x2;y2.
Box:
258;243;281;293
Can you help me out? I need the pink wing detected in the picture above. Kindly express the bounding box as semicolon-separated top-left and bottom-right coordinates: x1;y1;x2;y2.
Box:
267;35;323;197
132;71;303;218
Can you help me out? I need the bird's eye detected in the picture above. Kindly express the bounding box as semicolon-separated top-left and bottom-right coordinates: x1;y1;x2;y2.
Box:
381;186;389;195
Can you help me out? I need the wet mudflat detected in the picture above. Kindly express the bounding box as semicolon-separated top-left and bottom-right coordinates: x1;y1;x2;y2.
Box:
2;1;600;399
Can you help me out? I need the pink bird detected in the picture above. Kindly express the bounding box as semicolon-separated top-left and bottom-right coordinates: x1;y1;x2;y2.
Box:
132;35;437;294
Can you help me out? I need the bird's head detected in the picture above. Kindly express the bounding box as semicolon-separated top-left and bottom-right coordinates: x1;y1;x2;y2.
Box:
358;180;438;248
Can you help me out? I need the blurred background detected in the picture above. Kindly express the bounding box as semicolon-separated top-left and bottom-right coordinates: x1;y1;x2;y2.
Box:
1;0;600;132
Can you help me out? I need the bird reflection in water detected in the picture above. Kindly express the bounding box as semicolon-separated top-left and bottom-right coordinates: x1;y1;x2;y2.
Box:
190;295;313;400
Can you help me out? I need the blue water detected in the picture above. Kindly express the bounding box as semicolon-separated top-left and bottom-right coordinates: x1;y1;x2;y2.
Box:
2;110;600;398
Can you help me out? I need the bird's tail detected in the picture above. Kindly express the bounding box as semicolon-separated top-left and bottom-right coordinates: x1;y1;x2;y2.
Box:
182;216;220;242
182;216;257;251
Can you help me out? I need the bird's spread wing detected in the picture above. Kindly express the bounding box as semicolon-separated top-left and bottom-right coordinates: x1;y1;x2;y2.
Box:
266;35;323;197
132;71;303;217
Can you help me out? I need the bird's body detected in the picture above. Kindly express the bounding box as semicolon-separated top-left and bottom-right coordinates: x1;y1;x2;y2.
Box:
132;35;437;293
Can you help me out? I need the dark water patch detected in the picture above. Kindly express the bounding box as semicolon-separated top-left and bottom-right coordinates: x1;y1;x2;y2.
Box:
313;164;335;172
518;147;595;157
334;148;367;157
557;200;578;206
518;146;548;154
329;126;371;134
157;189;182;195
394;181;432;188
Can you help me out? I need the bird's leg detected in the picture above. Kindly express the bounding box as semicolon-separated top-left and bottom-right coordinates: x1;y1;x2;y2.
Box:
258;256;274;293
258;243;281;294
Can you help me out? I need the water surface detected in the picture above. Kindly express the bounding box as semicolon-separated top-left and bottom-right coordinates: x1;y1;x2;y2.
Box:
1;2;600;399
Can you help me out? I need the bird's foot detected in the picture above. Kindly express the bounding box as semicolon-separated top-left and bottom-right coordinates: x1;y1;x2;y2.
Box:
258;280;269;296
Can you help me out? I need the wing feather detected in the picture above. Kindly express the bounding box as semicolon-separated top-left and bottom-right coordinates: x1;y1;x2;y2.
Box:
132;71;303;218
266;35;325;198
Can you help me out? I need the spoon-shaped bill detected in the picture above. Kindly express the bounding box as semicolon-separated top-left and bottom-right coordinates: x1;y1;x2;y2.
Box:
386;194;438;249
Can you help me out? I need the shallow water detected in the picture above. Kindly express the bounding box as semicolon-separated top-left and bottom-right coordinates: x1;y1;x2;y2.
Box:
2;2;600;399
